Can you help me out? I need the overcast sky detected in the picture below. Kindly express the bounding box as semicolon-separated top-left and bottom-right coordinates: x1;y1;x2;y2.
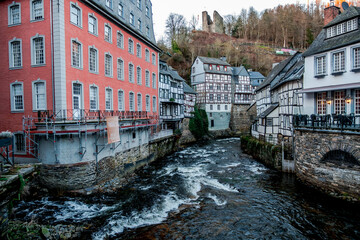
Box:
151;0;314;41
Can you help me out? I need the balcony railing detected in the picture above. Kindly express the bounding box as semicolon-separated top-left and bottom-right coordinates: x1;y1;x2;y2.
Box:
35;109;153;123
293;114;360;131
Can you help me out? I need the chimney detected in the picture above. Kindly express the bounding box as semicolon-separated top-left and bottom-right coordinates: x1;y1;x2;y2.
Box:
324;0;340;26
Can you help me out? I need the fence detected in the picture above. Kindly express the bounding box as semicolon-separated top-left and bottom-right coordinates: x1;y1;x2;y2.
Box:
293;114;360;131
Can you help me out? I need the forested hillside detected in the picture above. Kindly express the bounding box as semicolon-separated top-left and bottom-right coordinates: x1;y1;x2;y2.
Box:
159;1;359;83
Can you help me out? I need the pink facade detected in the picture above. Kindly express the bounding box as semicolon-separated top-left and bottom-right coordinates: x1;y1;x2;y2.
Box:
0;0;160;158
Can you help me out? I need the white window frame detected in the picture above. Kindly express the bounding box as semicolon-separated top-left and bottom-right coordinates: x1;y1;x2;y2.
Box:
89;84;99;111
137;0;142;9
129;63;134;83
118;89;125;111
88;13;98;35
137;66;142;85
152;73;156;89
332;49;346;74
315;54;326;76
88;45;99;74
136;43;142;58
30;0;44;22
104;52;113;77
130;13;134;25
8;38;22;69
105;87;113;111
30;34;45;66
152;53;156;65
117;31;124;48
32;79;47;111
72;81;84;111
104;23;112;43
145;6;150;17
351;45;360;71
152;96;157;112
70;2;82;28
105;0;112;8
71;38;83;69
145;70;150;87
8;2;21;26
145;49;150;62
10;81;24;112
137;93;142;111
137;19;142;31
118;4;124;17
146;95;150;112
129;91;135;111
146;26;150;37
117;58;124;80
128;38;134;54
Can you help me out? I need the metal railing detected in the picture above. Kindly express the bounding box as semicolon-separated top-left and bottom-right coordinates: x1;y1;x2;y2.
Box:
35;109;151;123
293;114;360;131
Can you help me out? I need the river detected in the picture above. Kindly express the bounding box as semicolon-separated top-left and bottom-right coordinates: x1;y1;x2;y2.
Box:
14;138;360;239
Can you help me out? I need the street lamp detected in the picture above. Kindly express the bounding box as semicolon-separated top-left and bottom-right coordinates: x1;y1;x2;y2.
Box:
345;95;352;104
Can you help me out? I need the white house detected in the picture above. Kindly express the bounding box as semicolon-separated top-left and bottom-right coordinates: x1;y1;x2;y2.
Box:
191;56;232;130
302;6;360;119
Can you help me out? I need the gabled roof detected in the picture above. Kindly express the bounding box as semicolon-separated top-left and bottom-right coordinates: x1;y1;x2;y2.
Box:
197;56;231;66
259;104;279;118
169;67;185;82
270;53;303;90
249;71;265;80
303;6;360;57
232;66;249;76
256;55;295;92
183;82;197;94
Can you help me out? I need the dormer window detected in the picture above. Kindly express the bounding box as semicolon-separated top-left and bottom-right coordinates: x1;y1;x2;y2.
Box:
216;65;220;71
224;66;227;71
209;65;212;70
326;18;358;39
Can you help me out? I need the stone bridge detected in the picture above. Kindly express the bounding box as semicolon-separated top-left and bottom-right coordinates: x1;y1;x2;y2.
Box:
295;129;360;201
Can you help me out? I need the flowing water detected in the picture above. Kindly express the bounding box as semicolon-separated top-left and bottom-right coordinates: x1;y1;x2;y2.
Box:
14;138;360;239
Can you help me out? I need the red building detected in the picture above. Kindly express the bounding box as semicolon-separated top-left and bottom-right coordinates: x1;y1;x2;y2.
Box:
0;0;160;162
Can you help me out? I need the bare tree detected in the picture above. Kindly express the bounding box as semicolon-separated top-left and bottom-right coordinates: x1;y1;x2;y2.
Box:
165;13;187;42
189;15;199;31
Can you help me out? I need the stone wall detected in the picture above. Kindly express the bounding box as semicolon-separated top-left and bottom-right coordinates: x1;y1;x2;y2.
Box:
39;136;179;191
230;104;256;135
179;118;196;146
202;11;224;34
295;129;360;201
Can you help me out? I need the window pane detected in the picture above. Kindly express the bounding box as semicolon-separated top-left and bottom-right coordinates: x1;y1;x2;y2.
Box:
105;54;112;76
89;48;97;72
71;5;79;25
10;5;20;24
33;37;44;65
33;0;43;20
117;59;124;80
35;82;46;109
354;47;360;69
13;84;23;110
11;41;21;67
72;41;80;67
90;87;97;110
118;91;124;110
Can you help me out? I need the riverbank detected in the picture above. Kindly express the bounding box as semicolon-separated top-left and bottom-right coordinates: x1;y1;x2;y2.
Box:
7;138;360;239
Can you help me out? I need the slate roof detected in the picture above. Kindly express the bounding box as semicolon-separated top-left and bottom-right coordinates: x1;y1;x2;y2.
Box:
270;53;304;90
197;56;231;66
169;67;185;82
183;82;197;94
255;55;295;92
259;104;279;118
232;66;249;84
249;71;265;80
303;7;360;57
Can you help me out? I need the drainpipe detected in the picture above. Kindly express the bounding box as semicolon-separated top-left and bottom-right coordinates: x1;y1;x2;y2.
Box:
50;0;55;112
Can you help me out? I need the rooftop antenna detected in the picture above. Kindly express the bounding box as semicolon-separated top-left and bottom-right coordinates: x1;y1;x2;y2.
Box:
342;1;350;10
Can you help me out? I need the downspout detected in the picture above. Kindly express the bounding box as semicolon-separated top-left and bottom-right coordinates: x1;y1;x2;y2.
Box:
50;0;55;112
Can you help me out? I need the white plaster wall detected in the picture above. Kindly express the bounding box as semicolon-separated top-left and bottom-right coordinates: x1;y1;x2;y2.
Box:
304;43;360;90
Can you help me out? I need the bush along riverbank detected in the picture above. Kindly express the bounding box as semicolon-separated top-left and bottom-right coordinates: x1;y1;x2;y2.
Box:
240;135;282;171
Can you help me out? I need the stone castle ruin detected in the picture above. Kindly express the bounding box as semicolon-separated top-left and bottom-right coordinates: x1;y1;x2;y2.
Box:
202;11;225;34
